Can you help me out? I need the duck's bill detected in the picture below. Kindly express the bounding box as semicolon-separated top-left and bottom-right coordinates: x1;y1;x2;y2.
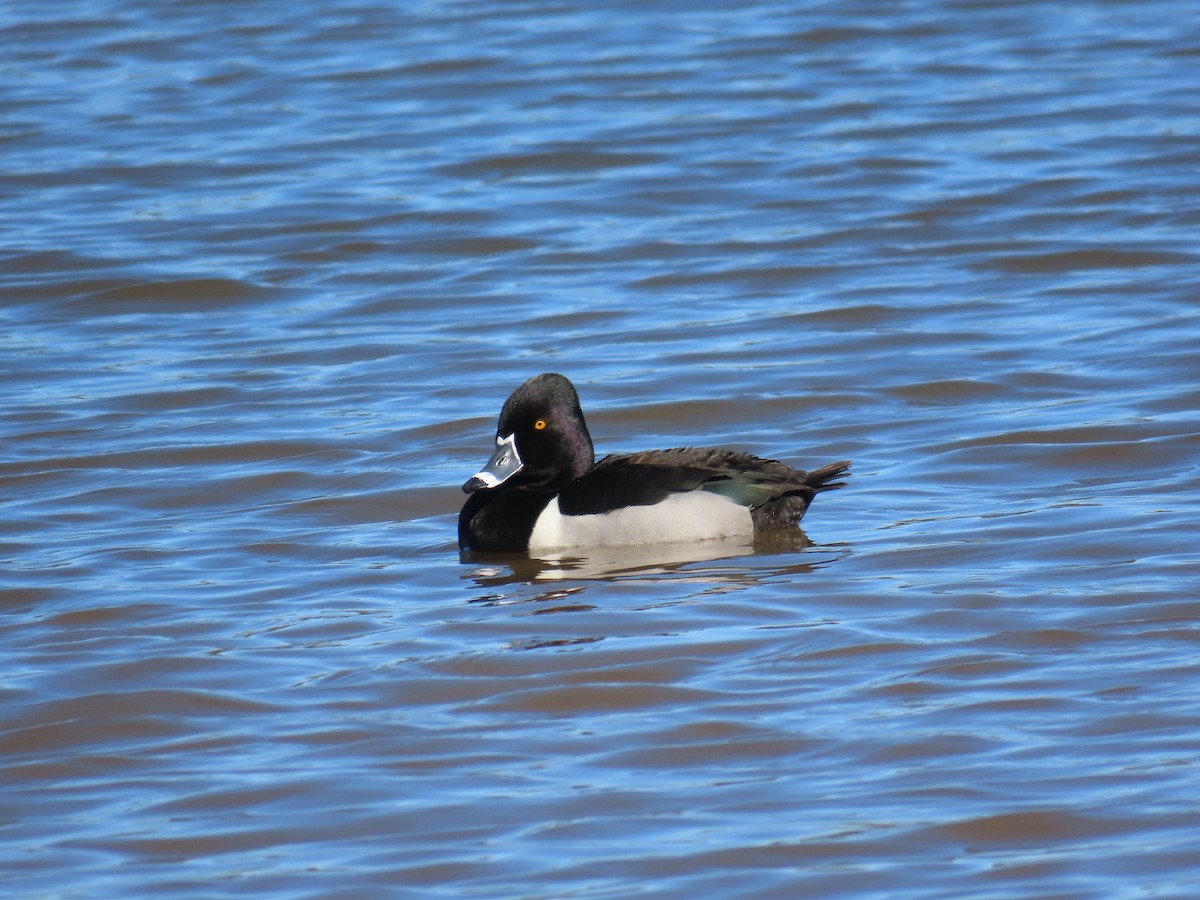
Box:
462;432;523;493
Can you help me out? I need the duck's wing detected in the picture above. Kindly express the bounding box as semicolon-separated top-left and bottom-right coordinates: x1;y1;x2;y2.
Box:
556;451;718;516
558;448;849;516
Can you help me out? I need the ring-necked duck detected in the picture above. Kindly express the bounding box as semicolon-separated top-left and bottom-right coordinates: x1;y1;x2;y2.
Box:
458;373;850;552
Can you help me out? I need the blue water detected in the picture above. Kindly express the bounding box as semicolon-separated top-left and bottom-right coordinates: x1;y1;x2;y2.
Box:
3;1;1199;897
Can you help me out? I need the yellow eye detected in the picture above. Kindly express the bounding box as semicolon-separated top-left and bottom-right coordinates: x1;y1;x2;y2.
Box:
534;419;547;431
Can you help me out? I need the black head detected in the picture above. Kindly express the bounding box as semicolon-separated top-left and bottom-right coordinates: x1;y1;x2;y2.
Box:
463;373;595;494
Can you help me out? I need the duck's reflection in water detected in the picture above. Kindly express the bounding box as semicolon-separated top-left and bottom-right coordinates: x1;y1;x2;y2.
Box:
462;531;839;596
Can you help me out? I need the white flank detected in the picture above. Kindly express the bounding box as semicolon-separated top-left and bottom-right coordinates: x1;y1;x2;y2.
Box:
528;491;753;550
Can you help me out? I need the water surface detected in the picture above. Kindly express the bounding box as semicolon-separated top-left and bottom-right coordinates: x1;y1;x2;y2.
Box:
3;1;1199;897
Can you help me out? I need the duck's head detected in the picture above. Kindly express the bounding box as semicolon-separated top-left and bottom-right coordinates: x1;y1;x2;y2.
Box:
462;373;595;494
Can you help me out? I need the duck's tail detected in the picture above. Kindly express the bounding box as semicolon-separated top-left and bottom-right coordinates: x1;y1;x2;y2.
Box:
750;459;851;531
806;460;852;492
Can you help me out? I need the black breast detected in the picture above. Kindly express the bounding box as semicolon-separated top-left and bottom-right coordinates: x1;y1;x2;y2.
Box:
458;487;555;552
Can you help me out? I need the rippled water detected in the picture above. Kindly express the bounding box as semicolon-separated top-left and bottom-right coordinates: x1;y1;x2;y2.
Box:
4;1;1199;896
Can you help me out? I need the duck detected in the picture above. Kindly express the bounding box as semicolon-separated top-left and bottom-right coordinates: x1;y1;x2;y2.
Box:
458;373;850;553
